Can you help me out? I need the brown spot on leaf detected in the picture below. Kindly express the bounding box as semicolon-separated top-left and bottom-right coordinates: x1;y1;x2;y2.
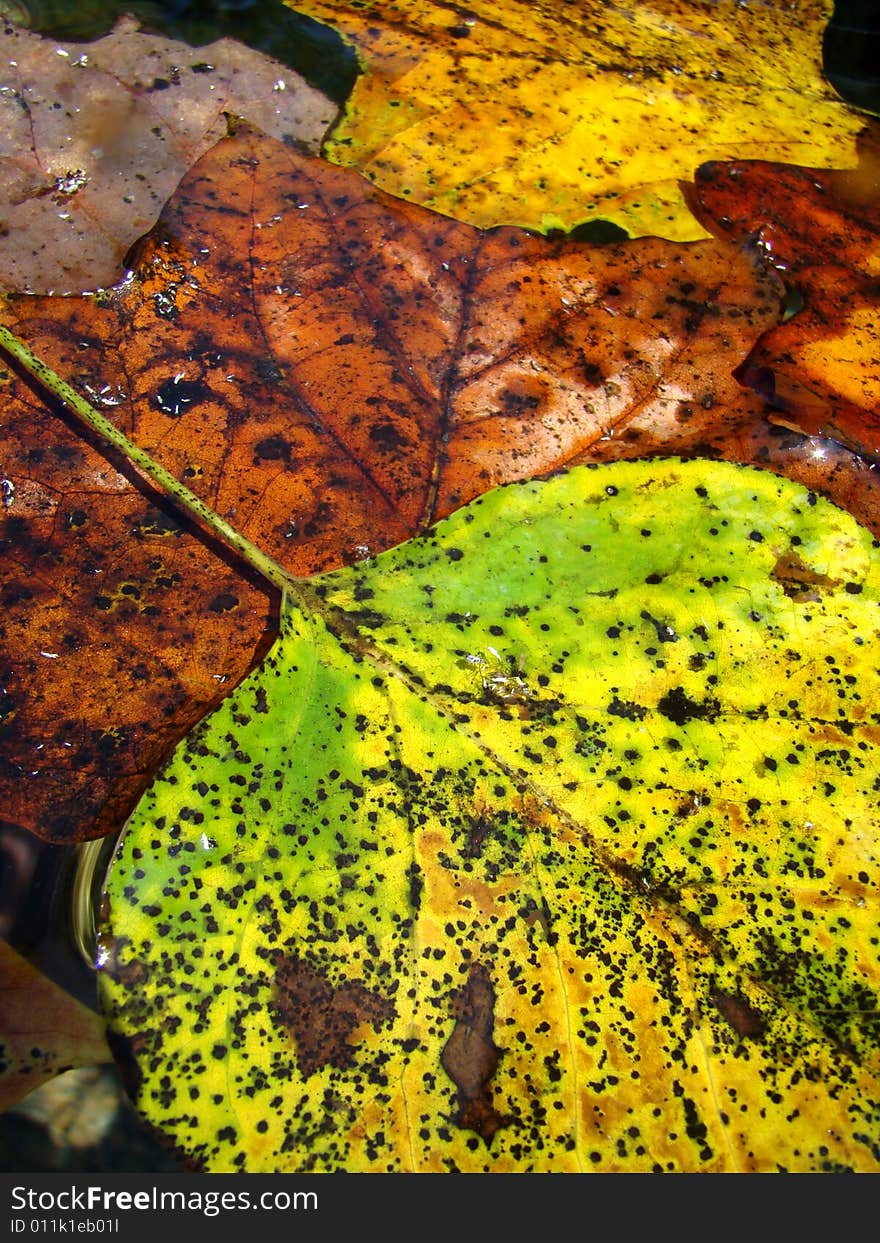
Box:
100;935;151;991
712;989;766;1039
465;815;491;857
771;549;840;600
273;956;395;1078
440;963;511;1144
521;900;554;943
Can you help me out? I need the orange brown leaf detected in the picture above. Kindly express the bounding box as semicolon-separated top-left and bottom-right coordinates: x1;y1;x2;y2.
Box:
0;939;109;1112
691;128;880;458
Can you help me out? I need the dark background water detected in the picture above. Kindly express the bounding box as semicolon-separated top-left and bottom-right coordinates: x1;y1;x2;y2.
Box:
824;0;880;115
4;0;878;114
0;0;358;102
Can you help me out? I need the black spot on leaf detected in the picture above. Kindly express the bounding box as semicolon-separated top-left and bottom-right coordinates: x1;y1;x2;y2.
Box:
272;957;396;1078
254;435;293;463
155;378;208;417
657;686;720;725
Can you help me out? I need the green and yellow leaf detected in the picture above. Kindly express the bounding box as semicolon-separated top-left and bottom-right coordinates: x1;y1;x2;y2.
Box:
99;458;880;1172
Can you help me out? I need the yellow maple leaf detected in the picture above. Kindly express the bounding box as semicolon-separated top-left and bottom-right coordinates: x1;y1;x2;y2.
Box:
290;0;866;240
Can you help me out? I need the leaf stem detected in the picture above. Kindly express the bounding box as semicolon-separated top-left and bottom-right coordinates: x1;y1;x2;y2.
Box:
0;322;293;594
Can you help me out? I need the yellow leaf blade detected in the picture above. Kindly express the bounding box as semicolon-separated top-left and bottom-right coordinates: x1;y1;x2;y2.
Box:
291;0;865;239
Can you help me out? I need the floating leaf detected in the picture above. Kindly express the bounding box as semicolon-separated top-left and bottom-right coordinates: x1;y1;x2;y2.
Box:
99;458;880;1173
0;16;335;294
0;939;109;1112
0;125;782;845
289;0;866;240
692;139;880;457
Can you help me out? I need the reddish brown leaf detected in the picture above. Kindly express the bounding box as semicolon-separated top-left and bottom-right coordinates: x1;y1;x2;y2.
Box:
0;939;109;1111
691;125;880;457
0;376;277;842
1;126;786;845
